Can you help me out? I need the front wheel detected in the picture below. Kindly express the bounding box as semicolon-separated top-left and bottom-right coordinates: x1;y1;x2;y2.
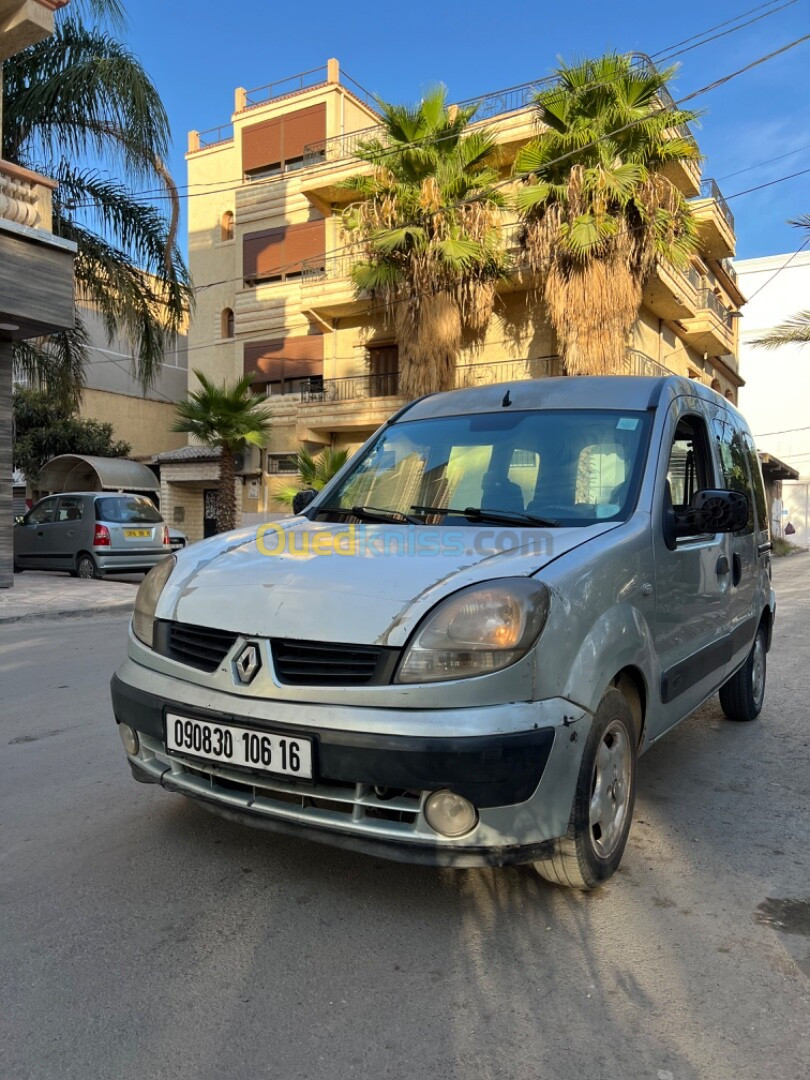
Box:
719;626;766;722
535;688;637;890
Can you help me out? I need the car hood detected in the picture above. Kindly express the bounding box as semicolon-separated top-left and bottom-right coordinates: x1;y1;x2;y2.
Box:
158;517;619;648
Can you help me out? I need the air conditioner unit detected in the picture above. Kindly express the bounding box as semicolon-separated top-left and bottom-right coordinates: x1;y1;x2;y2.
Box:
234;446;262;476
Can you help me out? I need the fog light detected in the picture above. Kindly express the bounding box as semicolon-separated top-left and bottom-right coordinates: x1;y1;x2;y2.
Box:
424;789;478;838
118;722;139;756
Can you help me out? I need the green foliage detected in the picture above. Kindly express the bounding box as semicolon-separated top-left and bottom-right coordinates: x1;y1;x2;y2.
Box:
514;53;701;268
173;371;272;452
275;448;350;506
3;1;192;398
12;387;131;483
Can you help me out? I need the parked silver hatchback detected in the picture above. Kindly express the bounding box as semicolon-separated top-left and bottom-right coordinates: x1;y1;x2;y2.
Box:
111;376;775;888
15;492;171;578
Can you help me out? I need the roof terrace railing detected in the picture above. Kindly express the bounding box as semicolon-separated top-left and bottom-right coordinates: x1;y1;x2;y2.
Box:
195;124;234;150
303;52;697;168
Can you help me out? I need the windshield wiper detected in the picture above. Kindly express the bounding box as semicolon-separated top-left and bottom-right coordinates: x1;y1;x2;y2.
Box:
410;505;559;528
351;505;422;525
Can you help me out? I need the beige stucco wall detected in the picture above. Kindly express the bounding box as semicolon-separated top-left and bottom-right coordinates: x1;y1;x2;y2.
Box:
79;388;186;457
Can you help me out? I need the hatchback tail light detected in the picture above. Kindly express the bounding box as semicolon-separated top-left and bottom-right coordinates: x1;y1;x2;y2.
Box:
93;524;111;547
162;525;170;546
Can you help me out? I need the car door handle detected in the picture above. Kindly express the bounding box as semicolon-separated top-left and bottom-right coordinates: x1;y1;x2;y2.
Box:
36;530;44;537
716;555;730;575
732;553;742;586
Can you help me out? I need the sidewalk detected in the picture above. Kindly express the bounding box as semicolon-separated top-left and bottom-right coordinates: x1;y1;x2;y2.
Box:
0;571;139;623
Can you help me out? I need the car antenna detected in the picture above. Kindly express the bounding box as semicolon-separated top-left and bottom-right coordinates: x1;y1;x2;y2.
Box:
502;390;511;407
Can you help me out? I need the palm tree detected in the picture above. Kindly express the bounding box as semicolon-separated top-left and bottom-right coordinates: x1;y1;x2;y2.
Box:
751;215;810;349
514;53;701;375
173;372;272;533
275;448;350;507
3;0;191;403
340;87;511;400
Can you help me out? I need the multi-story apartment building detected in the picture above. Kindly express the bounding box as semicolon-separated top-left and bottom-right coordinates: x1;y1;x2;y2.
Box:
1;0;76;586
178;57;744;529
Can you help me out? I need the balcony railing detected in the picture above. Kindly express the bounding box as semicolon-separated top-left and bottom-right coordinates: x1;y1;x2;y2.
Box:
0;160;55;231
694;178;734;231
719;257;737;286
292;351;670;405
697;289;735;329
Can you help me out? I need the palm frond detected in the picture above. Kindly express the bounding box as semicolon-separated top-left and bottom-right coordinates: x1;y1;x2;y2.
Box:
750;311;810;349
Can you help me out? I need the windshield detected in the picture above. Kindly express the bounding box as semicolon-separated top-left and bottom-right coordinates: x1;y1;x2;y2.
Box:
319;409;651;528
95;496;162;524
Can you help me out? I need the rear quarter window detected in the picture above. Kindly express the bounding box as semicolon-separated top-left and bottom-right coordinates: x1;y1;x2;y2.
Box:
95;496;162;524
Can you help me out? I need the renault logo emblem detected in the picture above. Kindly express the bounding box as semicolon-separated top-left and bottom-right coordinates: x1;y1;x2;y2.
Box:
234;642;261;685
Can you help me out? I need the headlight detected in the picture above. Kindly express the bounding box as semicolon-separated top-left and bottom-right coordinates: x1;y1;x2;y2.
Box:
132;555;176;647
396;578;550;683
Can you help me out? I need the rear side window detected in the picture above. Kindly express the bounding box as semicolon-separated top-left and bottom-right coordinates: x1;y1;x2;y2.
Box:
666;416;713;510
56;496;85;522
712;417;754;534
95;496;162;524
743;432;769;540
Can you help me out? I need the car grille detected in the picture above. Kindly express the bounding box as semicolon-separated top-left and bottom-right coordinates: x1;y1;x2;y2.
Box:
165;622;239;673
271;639;396;686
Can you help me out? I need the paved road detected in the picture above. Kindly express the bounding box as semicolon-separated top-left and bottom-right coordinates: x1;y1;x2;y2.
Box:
1;558;808;1080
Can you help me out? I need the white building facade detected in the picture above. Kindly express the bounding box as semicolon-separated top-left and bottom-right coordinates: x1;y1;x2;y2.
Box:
737;250;810;547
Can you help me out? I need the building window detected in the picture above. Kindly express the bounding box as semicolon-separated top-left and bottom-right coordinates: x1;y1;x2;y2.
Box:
222;308;234;339
266;453;299;475
221;211;234;242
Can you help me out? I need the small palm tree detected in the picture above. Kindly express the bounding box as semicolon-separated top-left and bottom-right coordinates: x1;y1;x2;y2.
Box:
514;53;701;375
276;448;350;507
340;87;511;400
3;0;191;402
173;372;272;533
751;215;810;349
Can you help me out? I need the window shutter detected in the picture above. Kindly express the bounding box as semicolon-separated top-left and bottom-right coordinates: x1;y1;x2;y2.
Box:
242;117;283;173
283;221;325;275
243;227;286;281
282;103;326;160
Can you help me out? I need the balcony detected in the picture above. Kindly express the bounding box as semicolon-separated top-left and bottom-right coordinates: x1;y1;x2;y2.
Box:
300;253;370;321
0;158;75;341
643;259;701;320
712;256;746;306
689;179;735;259
680;289;737;357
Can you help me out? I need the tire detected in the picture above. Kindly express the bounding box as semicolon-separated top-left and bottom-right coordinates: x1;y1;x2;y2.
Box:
76;553;101;580
719;625;766;722
535;688;637;890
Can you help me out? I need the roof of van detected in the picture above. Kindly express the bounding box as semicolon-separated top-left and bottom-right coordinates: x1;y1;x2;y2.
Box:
398;375;737;422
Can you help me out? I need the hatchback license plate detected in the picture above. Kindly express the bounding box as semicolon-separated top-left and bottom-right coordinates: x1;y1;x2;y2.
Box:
124;528;151;538
166;713;313;779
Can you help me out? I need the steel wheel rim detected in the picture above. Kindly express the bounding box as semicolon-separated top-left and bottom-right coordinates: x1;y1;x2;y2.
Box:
751;635;766;708
589;720;632;859
77;558;94;579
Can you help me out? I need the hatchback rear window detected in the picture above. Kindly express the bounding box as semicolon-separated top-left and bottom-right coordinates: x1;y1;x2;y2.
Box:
95;496;162;524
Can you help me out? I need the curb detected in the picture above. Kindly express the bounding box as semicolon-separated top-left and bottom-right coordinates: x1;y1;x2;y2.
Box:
0;601;135;626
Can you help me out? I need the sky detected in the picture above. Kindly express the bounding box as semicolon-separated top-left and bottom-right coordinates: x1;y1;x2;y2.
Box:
121;0;810;262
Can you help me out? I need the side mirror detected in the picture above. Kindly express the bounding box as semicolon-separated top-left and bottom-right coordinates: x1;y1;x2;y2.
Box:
664;488;749;549
292;488;317;515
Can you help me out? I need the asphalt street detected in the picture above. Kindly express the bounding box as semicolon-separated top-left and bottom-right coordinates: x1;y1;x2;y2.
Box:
1;557;808;1080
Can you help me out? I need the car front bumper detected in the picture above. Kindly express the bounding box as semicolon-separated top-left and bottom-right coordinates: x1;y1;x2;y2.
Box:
111;662;590;867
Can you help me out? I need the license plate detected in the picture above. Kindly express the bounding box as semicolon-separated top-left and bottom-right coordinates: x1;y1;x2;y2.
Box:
166;713;313;779
124;528;151;538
